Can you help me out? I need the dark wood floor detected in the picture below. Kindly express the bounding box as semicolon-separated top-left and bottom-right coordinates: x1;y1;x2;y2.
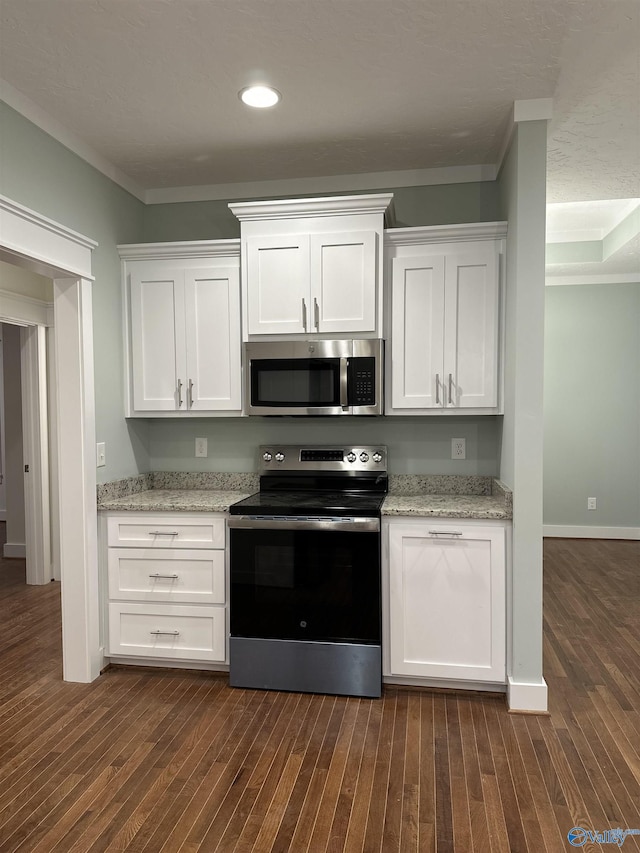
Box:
0;530;639;852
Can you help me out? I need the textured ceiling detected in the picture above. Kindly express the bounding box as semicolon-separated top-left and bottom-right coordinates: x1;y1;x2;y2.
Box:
0;0;638;277
2;0;633;193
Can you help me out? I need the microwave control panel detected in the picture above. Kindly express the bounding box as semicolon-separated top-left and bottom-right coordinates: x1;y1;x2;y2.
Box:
349;357;376;406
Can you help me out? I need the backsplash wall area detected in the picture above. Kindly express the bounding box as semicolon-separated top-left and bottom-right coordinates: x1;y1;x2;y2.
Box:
147;416;501;475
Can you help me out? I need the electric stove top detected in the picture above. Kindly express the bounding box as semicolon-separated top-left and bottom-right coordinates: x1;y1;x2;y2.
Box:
229;445;388;518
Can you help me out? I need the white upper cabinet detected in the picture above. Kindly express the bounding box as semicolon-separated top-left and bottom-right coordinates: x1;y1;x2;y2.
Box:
120;241;242;417
386;223;506;414
130;268;186;412
310;231;377;334
230;194;393;340
245;234;311;335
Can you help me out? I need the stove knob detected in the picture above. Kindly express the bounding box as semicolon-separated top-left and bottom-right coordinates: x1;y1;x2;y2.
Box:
274;452;285;462
346;452;357;463
372;452;382;463
359;452;369;463
262;452;272;462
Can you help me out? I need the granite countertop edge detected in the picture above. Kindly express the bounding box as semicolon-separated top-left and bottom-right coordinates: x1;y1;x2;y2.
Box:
98;489;254;513
98;483;512;520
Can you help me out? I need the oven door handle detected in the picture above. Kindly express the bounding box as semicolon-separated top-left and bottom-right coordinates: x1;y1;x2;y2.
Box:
228;516;380;533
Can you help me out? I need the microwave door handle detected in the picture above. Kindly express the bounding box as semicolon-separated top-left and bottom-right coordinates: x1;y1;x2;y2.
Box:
340;357;349;410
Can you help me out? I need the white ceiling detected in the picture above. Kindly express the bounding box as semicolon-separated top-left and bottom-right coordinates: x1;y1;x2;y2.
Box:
0;0;638;278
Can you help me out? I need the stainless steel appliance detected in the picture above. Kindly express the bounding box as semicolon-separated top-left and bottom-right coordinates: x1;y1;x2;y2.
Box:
243;339;383;416
228;445;388;698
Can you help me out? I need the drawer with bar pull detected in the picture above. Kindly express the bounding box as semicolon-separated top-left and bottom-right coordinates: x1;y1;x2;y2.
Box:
106;513;225;549
107;548;225;604
108;603;226;662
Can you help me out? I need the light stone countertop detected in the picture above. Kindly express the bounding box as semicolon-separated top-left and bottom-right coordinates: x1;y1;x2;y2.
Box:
97;473;512;520
98;489;254;513
381;493;511;520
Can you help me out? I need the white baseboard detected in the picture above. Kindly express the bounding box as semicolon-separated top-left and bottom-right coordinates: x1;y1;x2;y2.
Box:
4;542;26;559
507;676;548;713
544;525;640;540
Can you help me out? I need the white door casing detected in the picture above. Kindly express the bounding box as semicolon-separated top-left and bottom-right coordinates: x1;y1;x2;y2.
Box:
20;324;51;584
0;194;100;683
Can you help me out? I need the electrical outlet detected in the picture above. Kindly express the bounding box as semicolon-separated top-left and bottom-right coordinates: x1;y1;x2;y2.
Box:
195;437;208;458
587;497;597;510
96;442;106;468
451;438;466;460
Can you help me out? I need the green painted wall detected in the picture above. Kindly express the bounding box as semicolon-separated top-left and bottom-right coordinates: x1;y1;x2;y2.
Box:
148;416;501;475
142;182;501;242
0;102;149;482
544;283;640;529
497;120;548;695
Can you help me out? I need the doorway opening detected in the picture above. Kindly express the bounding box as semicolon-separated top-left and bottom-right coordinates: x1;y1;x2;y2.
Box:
0;193;100;682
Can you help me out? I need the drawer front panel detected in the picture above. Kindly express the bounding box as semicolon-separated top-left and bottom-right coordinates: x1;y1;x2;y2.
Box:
108;548;225;604
107;515;225;549
108;603;226;662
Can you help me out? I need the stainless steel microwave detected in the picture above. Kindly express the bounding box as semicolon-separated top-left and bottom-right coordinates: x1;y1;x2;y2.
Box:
243;339;384;416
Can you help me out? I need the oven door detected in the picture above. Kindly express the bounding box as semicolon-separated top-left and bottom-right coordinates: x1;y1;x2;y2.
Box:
229;517;381;645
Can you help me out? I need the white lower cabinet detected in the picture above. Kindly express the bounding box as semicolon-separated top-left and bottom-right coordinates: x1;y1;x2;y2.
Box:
384;519;506;684
104;512;228;666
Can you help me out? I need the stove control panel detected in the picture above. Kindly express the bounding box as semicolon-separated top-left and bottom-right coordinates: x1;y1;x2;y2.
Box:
259;445;387;473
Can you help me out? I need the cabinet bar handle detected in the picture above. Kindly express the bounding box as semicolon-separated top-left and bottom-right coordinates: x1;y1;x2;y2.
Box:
448;373;454;405
177;379;183;407
148;530;179;536
150;630;180;636
435;374;440;405
429;530;463;536
314;297;320;330
148;573;179;579
302;298;308;331
188;379;194;408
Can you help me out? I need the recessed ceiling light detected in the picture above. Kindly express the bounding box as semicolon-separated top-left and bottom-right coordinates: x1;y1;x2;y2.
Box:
239;85;281;109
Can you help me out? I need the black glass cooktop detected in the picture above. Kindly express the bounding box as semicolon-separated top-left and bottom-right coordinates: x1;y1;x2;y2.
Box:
229;489;386;518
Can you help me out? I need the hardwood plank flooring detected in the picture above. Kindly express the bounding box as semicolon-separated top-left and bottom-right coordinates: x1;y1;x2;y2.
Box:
1;530;639;852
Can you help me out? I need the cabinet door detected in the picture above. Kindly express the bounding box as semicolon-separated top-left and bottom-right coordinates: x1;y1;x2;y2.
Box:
444;251;498;408
130;269;186;411
184;267;241;411
390;256;445;409
246;235;311;334
388;523;505;682
310;231;377;334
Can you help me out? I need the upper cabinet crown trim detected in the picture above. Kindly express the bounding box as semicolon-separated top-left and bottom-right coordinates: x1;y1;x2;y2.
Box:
385;222;508;246
229;193;395;223
118;240;241;261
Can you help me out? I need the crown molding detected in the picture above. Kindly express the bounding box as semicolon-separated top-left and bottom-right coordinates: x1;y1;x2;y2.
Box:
1;79;147;203
385;221;508;246
117;239;240;261
0;194;97;279
0;287;51;326
545;273;640;286
229;193;394;221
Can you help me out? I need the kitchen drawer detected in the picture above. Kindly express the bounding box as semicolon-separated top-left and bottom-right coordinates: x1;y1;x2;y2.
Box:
108;548;225;604
108;603;226;662
106;514;225;549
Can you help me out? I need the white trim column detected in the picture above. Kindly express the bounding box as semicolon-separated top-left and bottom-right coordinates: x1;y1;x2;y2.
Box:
54;278;101;682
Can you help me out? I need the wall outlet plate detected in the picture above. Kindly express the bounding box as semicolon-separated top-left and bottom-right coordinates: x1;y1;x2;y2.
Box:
451;438;466;460
195;437;208;458
587;497;597;510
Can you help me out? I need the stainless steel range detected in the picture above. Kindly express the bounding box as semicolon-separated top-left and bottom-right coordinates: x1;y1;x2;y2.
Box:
228;445;388;698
